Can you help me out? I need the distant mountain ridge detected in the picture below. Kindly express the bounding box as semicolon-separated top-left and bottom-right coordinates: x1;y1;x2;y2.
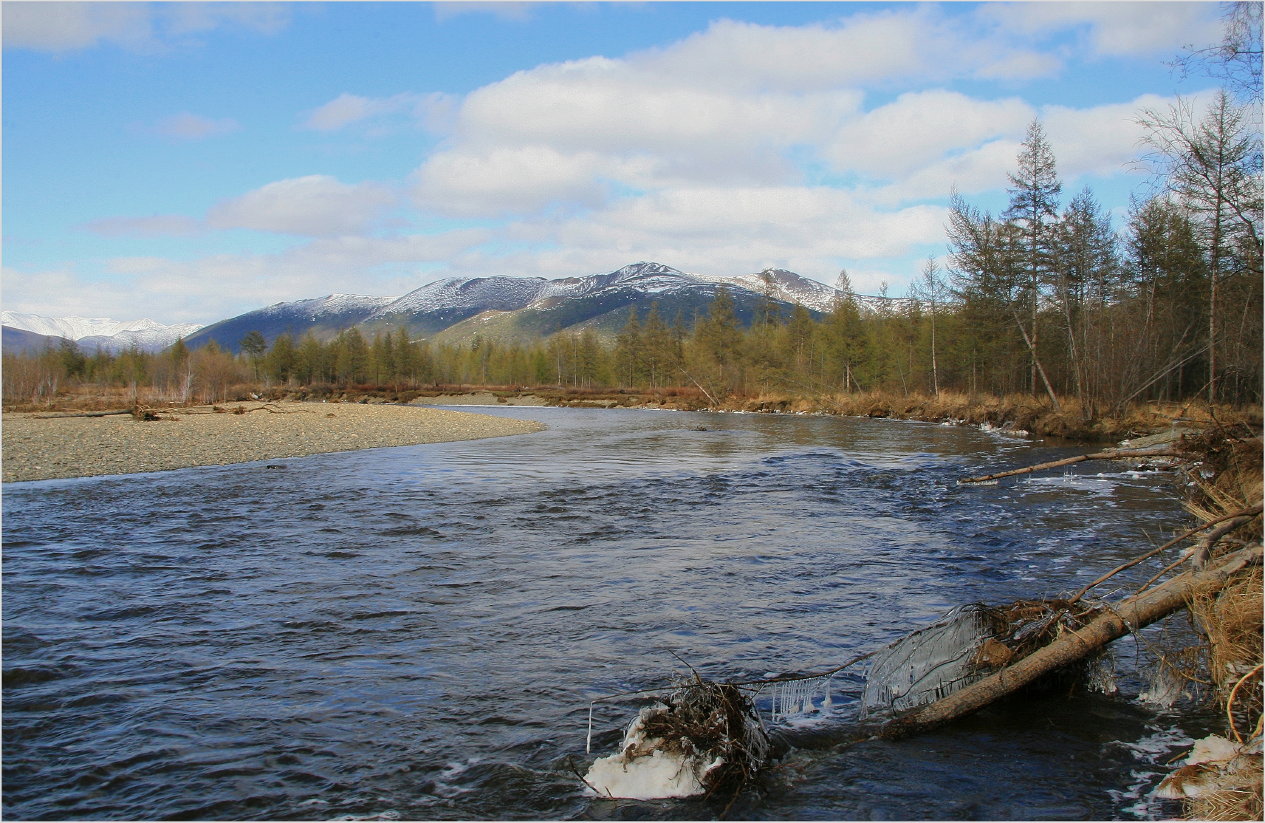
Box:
5;263;856;356
185;262;849;352
1;311;204;354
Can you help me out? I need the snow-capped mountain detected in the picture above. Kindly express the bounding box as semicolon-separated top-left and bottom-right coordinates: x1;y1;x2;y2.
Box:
373;276;550;317
164;262;852;352
182;293;393;352
699;268;843;313
1;311;204;353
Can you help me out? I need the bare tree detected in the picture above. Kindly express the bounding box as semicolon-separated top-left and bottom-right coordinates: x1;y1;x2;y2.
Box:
1173;1;1263;103
1139;90;1263;402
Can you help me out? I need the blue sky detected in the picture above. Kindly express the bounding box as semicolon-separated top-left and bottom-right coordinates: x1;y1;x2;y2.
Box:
1;1;1232;325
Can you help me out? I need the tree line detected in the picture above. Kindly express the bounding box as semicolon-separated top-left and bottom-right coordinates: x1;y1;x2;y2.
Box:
5;79;1260;414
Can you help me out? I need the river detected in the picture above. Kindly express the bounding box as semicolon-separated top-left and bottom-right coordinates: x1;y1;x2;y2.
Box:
3;406;1210;820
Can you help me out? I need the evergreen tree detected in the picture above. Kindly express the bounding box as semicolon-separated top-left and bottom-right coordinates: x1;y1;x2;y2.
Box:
821;289;867;392
266;333;296;385
614;307;643;388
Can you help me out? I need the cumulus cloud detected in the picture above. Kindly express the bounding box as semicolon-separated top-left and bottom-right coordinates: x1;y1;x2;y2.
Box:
2;1;290;53
1040;94;1179;179
984;1;1222;58
207;175;398;237
406;4;1091;222
824;91;1033;180
413;145;614;217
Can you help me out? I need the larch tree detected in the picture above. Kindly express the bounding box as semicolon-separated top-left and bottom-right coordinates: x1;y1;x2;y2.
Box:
1003;119;1063;407
1139;90;1263;401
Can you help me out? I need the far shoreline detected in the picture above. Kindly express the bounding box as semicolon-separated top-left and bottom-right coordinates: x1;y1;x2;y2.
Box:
1;401;545;483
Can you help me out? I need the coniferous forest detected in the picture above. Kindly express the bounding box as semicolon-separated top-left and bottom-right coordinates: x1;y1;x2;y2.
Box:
6;92;1262;426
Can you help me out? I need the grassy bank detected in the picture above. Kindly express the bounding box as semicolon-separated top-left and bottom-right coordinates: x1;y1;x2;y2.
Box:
9;383;1262;444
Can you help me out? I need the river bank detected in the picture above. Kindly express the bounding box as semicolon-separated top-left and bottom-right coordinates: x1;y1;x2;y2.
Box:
284;385;1262;443
1;401;544;483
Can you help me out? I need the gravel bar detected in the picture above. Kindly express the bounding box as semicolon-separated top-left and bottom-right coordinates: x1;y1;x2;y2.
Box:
2;401;545;483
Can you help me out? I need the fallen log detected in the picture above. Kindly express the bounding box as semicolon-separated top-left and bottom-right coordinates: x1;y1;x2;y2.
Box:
33;408;133;419
881;543;1263;738
960;446;1183;485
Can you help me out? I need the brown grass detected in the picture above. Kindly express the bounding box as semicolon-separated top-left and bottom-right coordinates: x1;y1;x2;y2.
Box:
1186;759;1264;821
1176;428;1263;821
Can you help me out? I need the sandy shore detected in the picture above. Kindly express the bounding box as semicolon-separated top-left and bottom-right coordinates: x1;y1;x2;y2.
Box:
2;401;544;483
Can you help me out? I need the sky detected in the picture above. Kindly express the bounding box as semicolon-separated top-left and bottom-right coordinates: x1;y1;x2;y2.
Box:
1;0;1234;326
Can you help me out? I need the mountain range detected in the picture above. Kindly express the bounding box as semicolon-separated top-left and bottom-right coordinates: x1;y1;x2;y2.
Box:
4;262;852;356
184;262;846;353
0;312;204;355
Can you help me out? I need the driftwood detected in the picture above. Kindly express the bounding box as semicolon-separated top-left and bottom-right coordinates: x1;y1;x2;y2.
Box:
33;408;133;419
881;543;1263;738
32;402;294;420
959;446;1183;485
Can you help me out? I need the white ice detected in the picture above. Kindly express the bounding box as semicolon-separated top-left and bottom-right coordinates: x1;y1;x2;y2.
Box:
583;704;724;800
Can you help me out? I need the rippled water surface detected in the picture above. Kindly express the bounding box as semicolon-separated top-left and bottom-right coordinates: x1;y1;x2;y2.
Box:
4;407;1205;820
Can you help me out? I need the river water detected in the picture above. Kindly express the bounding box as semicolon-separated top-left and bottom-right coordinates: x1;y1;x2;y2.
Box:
3;406;1210;820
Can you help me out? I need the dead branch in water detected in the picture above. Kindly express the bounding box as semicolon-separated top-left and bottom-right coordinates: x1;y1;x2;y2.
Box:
1068;504;1264;603
880;543;1263;739
959;446;1183;485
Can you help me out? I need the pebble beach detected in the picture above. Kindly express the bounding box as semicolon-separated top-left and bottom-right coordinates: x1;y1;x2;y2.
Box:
2;401;545;483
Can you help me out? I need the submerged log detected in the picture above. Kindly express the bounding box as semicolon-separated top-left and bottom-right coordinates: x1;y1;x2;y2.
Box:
959;446;1183;485
881;543;1263;738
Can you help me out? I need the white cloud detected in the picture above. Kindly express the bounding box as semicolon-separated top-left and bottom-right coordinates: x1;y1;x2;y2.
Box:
506;186;947;278
2;2;153;53
406;4;1084;221
984;1;1222;58
304;93;393;131
207;175;398;237
2;1;290;53
825;91;1033;179
301;91;458;133
1;266;165;326
456;58;861;156
152;112;241;140
872;139;1022;205
645;13;929;91
414;145;613;217
86;227;492;324
1040;94;1179;180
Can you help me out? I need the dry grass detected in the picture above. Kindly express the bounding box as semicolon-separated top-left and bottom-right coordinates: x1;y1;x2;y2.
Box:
1186;758;1264;821
1176;429;1264;821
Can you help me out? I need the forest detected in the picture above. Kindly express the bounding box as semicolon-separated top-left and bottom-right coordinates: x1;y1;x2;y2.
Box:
5;87;1261;425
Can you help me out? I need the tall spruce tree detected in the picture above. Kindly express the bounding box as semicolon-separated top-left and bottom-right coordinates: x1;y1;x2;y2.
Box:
1004;119;1062;405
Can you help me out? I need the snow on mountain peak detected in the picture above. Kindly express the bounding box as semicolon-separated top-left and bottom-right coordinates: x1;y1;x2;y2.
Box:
1;311;201;341
1;311;205;352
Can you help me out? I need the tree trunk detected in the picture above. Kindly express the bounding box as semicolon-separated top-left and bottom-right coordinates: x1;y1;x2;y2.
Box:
881;544;1261;738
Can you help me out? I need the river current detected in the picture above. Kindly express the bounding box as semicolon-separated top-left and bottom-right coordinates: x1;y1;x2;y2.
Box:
3;406;1209;820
